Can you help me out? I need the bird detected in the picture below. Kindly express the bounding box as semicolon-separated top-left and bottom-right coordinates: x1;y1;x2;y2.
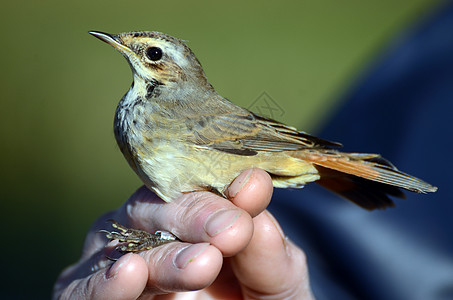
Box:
89;31;437;251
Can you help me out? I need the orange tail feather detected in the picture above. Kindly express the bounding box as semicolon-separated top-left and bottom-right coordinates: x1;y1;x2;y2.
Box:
299;150;437;209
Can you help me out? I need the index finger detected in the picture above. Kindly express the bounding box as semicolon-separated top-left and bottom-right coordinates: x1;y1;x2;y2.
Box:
116;186;254;257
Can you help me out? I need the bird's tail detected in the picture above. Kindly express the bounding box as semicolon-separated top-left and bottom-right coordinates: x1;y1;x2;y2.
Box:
300;150;437;210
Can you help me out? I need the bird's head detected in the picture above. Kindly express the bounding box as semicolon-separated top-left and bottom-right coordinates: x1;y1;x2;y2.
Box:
90;31;212;95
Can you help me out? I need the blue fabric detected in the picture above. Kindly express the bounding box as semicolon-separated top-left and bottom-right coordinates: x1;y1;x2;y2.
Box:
269;2;453;299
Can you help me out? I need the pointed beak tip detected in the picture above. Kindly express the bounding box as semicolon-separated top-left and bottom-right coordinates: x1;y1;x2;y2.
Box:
89;31;123;48
89;30;112;41
89;31;131;55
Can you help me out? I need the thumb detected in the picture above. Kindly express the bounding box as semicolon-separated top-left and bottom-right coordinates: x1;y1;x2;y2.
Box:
231;211;315;299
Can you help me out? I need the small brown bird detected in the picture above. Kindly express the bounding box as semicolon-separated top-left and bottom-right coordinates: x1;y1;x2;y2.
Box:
90;31;437;251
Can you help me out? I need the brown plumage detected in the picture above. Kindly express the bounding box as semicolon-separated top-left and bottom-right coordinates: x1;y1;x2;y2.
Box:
90;30;437;211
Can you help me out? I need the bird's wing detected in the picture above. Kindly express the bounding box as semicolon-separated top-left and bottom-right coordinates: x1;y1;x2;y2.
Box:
188;110;341;156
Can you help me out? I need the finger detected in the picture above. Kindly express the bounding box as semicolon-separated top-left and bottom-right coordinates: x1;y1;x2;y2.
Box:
226;168;273;217
55;242;223;299
231;210;314;299
55;253;148;300
139;242;223;295
84;168;272;258
120;186;254;257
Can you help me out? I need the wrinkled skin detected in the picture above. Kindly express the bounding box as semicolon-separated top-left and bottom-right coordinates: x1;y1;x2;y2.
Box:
54;169;314;299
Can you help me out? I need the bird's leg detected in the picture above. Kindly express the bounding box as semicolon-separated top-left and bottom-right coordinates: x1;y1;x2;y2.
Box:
100;219;178;253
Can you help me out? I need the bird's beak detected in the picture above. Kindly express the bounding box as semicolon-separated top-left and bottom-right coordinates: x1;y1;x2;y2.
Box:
89;31;132;55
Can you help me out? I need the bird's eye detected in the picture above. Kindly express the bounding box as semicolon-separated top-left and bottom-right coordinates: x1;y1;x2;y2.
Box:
145;47;163;61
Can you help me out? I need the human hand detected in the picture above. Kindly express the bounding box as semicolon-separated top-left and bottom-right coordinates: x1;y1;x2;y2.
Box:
53;169;314;299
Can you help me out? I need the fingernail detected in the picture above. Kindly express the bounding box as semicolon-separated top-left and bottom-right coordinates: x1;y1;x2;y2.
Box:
227;169;253;198
106;253;132;279
174;243;209;269
204;209;241;237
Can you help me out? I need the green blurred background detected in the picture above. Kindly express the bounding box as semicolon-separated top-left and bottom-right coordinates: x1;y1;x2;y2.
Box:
1;0;441;298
